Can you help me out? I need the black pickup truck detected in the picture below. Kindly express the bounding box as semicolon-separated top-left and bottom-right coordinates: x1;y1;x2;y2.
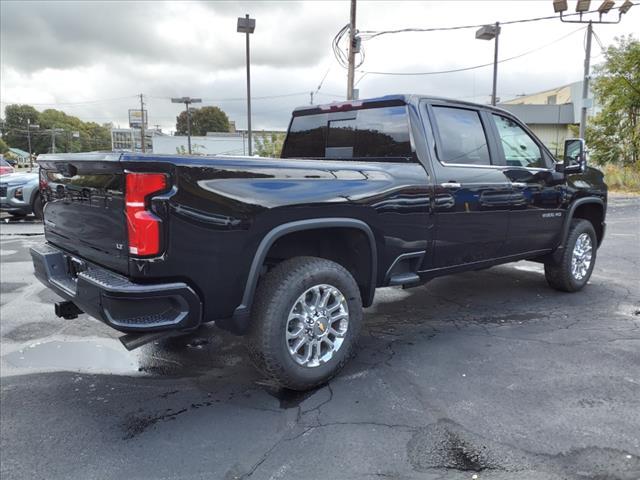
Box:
31;95;607;390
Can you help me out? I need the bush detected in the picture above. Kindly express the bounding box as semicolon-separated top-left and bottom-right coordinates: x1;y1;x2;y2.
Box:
597;162;640;193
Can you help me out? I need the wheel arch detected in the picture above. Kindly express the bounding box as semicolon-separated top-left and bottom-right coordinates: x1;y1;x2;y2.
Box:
563;198;605;247
231;218;377;333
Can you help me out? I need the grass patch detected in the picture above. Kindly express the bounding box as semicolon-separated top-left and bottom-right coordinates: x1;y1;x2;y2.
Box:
596;163;640;193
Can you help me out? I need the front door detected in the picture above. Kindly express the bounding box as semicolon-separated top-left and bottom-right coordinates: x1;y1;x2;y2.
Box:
425;103;512;269
487;113;564;254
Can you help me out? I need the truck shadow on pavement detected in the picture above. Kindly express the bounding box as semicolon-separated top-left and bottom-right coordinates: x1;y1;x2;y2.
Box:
3;262;638;479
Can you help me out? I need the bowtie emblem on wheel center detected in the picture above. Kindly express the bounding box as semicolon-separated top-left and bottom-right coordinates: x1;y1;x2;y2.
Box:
314;318;327;336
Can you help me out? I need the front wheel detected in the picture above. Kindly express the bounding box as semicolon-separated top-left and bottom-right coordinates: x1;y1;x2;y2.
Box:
545;219;597;292
248;256;363;390
31;193;44;220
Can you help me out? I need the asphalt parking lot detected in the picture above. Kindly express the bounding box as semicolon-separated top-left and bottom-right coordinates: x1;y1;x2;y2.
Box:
1;196;639;480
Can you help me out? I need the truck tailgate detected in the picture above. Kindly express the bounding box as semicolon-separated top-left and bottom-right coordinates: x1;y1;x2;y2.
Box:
39;153;129;275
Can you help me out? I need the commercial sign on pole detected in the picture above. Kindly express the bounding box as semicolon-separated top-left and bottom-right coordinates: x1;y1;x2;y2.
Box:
128;109;148;128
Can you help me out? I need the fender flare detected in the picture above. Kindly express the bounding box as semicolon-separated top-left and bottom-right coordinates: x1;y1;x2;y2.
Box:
559;197;604;248
231;218;378;332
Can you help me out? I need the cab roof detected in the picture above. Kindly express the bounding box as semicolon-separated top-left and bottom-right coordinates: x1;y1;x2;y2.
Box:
292;94;513;117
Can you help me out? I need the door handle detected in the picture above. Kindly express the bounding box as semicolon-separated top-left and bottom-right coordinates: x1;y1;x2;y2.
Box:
511;182;528;188
440;182;461;189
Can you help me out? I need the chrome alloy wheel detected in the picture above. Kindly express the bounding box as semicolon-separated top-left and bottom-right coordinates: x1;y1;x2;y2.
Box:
285;284;349;368
571;233;593;281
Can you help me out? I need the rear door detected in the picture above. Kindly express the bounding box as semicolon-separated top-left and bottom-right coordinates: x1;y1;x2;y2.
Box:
487;113;564;254
424;102;512;268
38;153;129;274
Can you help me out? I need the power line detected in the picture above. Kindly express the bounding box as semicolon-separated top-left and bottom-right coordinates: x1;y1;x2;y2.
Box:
357;26;586;77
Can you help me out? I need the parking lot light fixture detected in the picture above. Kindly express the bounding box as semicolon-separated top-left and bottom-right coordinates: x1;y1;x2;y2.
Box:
598;0;615;14
619;0;633;14
553;0;569;12
576;0;591;12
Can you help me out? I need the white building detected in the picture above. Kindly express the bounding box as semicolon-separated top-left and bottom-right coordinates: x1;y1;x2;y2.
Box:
152;131;284;156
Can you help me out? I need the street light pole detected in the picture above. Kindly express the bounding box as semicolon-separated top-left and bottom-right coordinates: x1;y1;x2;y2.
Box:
186;102;192;154
475;22;501;106
139;93;146;153
491;22;500;106
579;21;593;139
237;14;256;156
171;97;202;154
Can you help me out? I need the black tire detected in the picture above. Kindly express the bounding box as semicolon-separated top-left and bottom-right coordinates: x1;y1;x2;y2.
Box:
31;193;44;220
248;256;363;391
8;212;27;218
544;219;597;292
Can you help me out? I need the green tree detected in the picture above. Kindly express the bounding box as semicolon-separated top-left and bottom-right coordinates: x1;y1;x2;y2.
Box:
254;132;285;158
176;106;230;136
1;105;112;154
1;104;40;151
0;137;9;154
587;35;640;166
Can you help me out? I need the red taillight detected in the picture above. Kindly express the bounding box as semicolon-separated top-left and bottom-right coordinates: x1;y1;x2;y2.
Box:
125;172;167;256
39;169;48;190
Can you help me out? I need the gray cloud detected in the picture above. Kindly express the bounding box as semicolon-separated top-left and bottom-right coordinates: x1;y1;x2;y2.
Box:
1;0;339;73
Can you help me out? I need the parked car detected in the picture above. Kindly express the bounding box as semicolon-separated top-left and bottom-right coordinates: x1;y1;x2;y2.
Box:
0;171;44;219
31;95;607;390
0;156;15;175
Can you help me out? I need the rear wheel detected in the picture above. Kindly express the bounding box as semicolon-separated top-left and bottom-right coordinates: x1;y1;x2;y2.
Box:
545;219;597;292
248;256;363;390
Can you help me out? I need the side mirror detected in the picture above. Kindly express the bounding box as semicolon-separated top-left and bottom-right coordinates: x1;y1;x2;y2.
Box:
557;138;586;174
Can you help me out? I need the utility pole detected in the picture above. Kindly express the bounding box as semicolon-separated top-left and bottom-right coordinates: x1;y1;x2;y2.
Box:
310;91;314;105
579;21;593;139
346;0;357;100
139;93;146;153
24;120;40;167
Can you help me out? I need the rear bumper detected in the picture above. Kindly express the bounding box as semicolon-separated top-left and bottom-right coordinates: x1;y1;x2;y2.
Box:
30;243;202;333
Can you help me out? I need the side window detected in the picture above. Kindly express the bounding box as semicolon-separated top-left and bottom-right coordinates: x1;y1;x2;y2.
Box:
492;114;545;168
431;106;491;166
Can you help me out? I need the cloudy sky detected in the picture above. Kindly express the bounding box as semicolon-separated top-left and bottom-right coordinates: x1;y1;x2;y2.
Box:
1;0;638;132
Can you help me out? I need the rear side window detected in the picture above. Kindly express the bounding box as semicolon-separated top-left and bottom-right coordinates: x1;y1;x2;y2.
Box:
492;114;545;168
282;105;413;161
432;106;491;166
